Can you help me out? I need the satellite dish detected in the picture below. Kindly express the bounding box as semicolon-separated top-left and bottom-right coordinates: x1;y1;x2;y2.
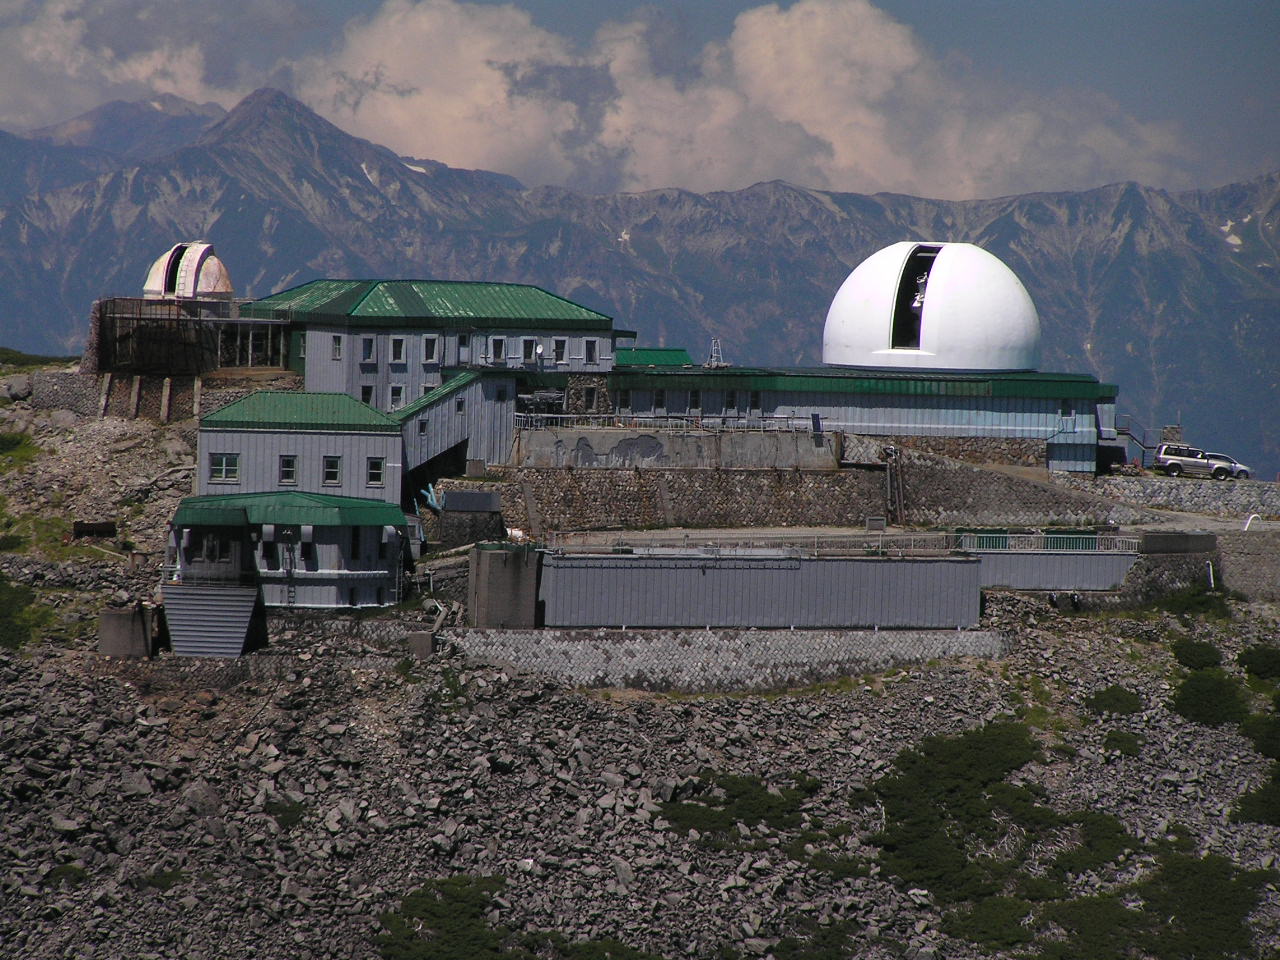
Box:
535;343;544;355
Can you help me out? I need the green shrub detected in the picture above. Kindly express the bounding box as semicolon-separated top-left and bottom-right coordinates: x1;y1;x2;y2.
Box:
0;432;38;473
1050;813;1136;878
1171;638;1223;670
1241;714;1280;759
1238;645;1280;679
264;799;308;830
1233;764;1280;827
142;869;187;891
660;772;815;837
943;896;1035;948
1158;587;1231;620
1102;730;1142;756
45;864;88;888
1171;669;1250;726
1084;685;1143;716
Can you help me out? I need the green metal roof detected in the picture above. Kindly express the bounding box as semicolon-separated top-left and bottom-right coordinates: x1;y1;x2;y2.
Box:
615;347;694;367
240;279;613;331
394;370;481;421
608;365;1118;400
174;492;407;528
201;392;400;432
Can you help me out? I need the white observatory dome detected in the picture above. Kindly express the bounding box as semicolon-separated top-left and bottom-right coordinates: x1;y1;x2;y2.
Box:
143;242;234;300
822;241;1040;372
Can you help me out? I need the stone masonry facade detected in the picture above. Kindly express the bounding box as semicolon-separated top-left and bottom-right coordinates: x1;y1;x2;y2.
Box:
444;627;1011;693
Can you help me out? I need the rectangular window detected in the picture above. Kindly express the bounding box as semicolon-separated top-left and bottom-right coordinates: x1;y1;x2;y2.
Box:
300;541;315;569
360;384;374;405
331;335;342;360
351;527;361;557
689;389;701;410
496;386;508;403
749;391;762;412
654;389;665;411
209;452;239;483
553;338;567;363
298;336;306;359
422;335;438;363
263;541;280;572
725;390;737;410
584;386;598;409
278;455;297;485
617;388;630;410
455;397;466;414
390;337;406;363
389;384;404;409
418;419;429;435
366;457;385;486
322;456;341;485
203;535;230;563
523;339;537;362
491;337;505;362
584;339;598;364
361;337;376;362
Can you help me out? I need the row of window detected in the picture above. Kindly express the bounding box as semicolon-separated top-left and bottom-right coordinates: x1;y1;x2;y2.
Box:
321;334;601;365
614;389;763;412
209;453;386;487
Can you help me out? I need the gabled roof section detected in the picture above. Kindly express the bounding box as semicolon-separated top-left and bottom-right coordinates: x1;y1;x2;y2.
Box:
240;279;613;330
616;347;694;367
174;492;407;528
394;370;481;422
201;391;400;432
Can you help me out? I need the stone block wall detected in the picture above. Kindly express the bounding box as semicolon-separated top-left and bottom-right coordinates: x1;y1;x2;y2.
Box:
1053;474;1280;519
565;375;613;414
1079;551;1217;611
444;627;1009;693
1216;532;1280;601
29;372;102;417
864;433;1045;467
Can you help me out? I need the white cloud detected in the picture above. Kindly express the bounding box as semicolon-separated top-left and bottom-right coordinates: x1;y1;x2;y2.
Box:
0;0;1197;200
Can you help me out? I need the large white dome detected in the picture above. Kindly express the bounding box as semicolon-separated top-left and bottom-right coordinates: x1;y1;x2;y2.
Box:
143;242;234;300
822;241;1040;372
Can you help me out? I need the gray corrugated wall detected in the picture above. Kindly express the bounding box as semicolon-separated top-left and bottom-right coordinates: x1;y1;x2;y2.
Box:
400;377;514;471
162;583;260;656
539;554;980;628
972;551;1138;590
197;427;402;503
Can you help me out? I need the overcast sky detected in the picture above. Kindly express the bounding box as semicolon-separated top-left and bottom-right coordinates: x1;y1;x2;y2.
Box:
2;0;1276;199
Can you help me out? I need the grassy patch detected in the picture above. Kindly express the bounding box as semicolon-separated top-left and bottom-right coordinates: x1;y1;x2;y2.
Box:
1084;685;1143;716
1233;764;1280;826
0;346;76;369
1171;669;1250;726
1158;586;1232;620
0;432;39;474
0;576;52;649
1171;637;1223;670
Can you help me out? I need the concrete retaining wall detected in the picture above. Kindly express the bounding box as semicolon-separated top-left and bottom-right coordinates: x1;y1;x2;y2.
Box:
444;627;1010;692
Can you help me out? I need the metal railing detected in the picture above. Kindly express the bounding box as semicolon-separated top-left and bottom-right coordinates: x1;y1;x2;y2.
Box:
544;531;1140;555
514;413;818;433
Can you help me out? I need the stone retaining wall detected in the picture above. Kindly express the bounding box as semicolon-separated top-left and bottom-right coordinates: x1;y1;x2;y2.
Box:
1080;551;1218;611
1053;474;1280;519
444;627;1010;692
1216;532;1280;601
460;455;1155;534
867;434;1045;467
29;371;102;417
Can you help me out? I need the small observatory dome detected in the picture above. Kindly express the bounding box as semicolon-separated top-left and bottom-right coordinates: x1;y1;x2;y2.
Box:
822;241;1040;372
143;242;234;300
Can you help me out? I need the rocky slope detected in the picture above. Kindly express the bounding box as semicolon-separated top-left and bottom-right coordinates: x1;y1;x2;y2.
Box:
0;89;1277;473
1;596;1279;959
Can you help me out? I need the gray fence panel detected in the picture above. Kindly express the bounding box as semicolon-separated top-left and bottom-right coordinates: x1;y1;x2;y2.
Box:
539;554;980;629
162;583;260;657
973;551;1137;590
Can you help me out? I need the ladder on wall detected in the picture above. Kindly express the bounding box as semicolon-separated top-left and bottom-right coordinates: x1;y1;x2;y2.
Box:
884;453;907;525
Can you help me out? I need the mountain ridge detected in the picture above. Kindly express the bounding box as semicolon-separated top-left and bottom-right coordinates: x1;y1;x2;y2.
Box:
0;88;1276;473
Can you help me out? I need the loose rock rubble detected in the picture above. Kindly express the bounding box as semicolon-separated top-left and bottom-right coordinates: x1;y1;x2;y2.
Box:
2;596;1278;959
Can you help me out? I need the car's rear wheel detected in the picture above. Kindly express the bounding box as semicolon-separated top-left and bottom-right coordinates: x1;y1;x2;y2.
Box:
1238;470;1250;480
1166;463;1182;477
1213;466;1229;480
